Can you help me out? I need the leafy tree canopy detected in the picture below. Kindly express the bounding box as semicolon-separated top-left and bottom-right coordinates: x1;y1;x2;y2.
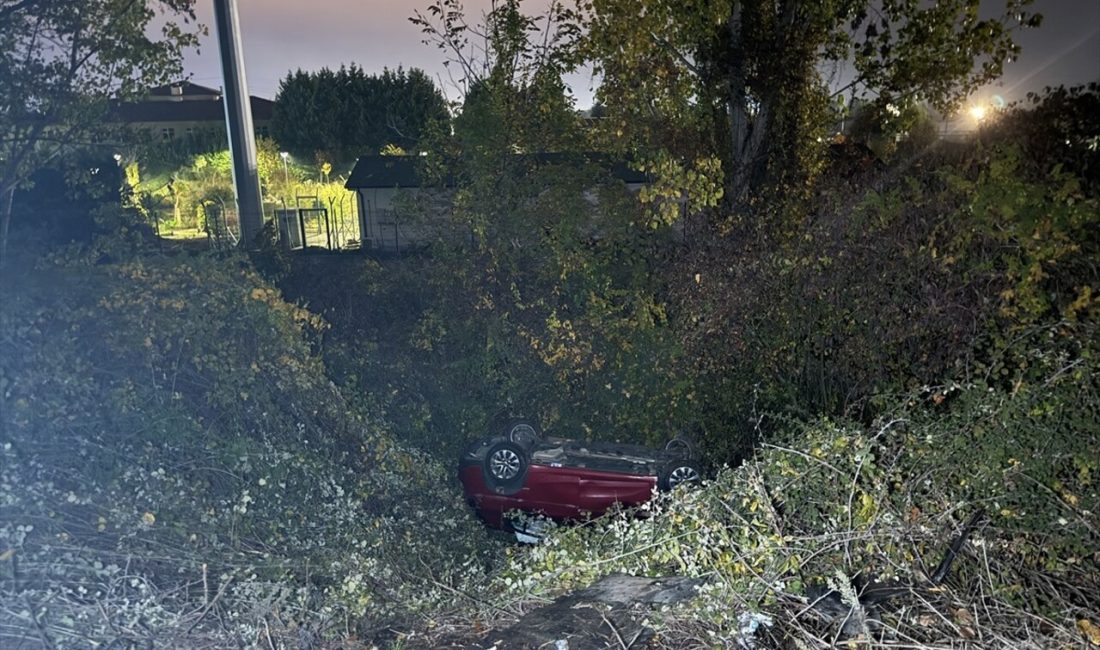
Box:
579;0;1041;205
270;65;449;163
0;0;201;263
413;0;585;155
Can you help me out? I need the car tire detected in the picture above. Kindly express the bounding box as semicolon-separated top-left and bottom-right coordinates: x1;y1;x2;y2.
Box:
504;418;541;448
663;434;697;458
483;440;530;495
659;459;703;491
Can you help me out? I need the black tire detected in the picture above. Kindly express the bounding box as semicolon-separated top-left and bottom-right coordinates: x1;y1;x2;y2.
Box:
504;418;542;448
483;440;530;495
663;434;697;458
659;459;703;491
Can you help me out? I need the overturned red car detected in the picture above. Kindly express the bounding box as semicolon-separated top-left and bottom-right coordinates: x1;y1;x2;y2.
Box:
459;420;703;532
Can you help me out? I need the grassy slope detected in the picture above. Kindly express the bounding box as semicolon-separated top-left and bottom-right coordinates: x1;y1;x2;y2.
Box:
0;249;499;648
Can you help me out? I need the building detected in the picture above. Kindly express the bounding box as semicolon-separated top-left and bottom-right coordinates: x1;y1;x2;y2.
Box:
344;153;650;253
113;81;273;144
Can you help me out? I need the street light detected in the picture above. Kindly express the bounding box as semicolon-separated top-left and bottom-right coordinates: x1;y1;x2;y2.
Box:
279;151;289;184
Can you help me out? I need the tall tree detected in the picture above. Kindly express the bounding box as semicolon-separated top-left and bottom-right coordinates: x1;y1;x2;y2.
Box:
389;0;691;445
0;0;201;264
580;0;1041;206
270;65;449;163
412;0;585;159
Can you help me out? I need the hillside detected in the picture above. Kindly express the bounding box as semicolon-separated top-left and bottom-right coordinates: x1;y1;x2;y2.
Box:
3;82;1100;648
0;249;500;647
1;223;1097;648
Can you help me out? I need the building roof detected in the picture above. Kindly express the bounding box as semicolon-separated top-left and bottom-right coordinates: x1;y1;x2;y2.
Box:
345;156;424;188
114;96;274;123
145;81;222;100
345;153;649;189
112;82;274;123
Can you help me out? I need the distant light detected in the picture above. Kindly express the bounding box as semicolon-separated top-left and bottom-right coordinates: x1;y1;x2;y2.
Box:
279;151;289;160
969;105;988;122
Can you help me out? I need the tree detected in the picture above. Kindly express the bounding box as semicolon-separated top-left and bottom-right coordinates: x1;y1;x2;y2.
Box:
270;65;449;163
0;0;201;264
580;0;1041;207
847;98;939;159
985;82;1100;193
332;0;691;449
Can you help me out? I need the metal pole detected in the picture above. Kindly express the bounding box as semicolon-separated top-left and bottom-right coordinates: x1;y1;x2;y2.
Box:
212;0;263;247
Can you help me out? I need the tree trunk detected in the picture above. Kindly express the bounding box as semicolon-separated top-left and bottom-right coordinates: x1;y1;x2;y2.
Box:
0;184;14;269
725;5;750;206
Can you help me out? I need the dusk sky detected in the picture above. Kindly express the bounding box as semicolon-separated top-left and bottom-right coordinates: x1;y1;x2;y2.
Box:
182;0;1100;109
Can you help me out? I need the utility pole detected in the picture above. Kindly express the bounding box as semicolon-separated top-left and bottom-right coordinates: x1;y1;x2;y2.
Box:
213;0;263;247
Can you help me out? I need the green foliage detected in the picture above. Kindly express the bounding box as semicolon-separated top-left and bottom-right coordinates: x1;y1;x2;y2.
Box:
906;324;1099;576
0;249;497;646
289;156;689;458
0;0;202;262
635;152;724;227
485;326;1097;644
129;125;231;175
848;99;940;160
943;145;1099;325
297;4;1097;475
412;0;581;94
292;1;694;457
671;129;1100;460
578;0;1037;204
271;65;449;163
416;0;586;158
126;140;357;237
983;82;1100;194
161;150;234;230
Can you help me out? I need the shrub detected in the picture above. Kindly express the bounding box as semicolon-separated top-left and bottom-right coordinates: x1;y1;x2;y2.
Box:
0;249;498;647
465;321;1098;648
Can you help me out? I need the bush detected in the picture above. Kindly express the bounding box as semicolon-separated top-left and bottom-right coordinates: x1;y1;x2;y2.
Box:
0;249;498;647
459;321;1099;648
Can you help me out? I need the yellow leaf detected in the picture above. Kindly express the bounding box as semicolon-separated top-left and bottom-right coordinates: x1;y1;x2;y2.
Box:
142;512;156;526
1079;619;1100;646
0;549;14;561
859;492;875;519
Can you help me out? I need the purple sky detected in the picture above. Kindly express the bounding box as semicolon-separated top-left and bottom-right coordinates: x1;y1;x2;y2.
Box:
182;0;1099;108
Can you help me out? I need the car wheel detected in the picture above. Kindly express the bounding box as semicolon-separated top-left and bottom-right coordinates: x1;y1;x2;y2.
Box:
659;460;703;491
483;440;529;495
664;434;697;458
504;418;541;447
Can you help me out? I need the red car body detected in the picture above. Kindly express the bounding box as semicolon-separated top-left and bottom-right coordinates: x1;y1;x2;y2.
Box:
459;433;700;530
